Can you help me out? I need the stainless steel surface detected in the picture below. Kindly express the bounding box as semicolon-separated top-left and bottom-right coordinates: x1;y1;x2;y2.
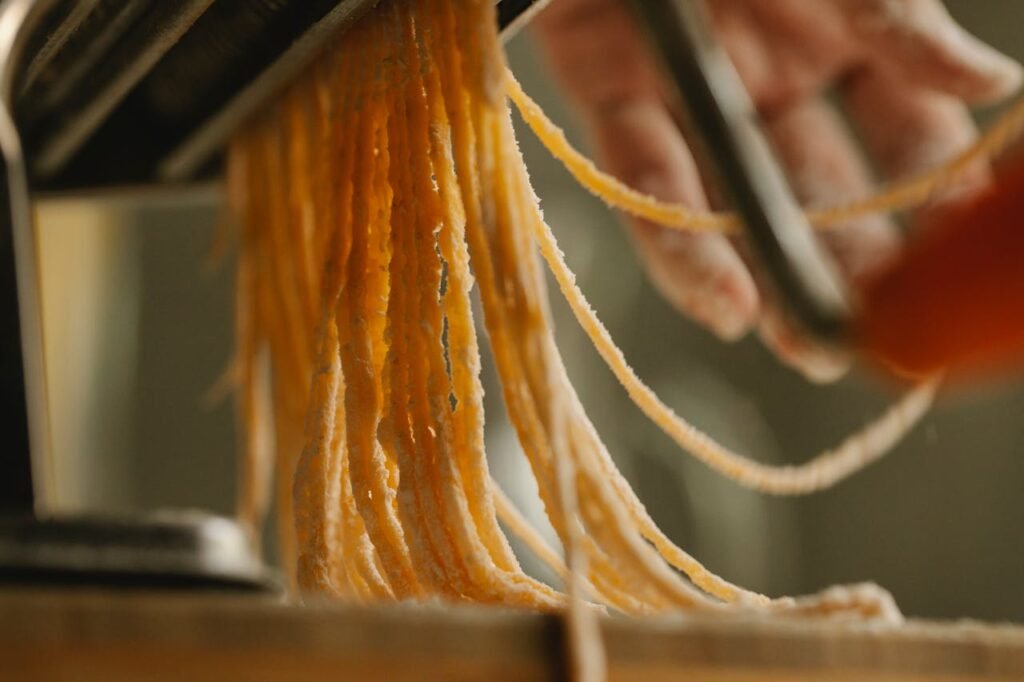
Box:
0;512;276;590
0;3;287;594
631;0;853;343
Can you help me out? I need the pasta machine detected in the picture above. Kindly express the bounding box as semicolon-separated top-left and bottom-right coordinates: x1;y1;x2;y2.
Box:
0;0;553;590
0;0;848;587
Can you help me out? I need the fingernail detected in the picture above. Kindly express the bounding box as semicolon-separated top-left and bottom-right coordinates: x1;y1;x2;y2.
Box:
684;265;758;341
702;279;756;341
631;174;757;340
636;228;758;341
760;318;851;384
798;352;851;384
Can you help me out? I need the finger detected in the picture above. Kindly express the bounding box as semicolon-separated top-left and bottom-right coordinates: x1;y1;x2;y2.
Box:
711;0;855;113
608;102;760;340
843;66;986;215
533;0;759;339
532;0;662;120
844;0;1022;104
754;97;902;382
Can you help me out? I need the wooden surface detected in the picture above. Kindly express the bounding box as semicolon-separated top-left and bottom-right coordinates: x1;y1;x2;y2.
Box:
2;588;1024;680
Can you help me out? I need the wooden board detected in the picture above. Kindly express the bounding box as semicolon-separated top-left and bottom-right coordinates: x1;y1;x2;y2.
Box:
2;588;1024;680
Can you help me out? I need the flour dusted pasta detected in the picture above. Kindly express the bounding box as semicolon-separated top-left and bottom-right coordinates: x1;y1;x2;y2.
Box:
229;1;1019;679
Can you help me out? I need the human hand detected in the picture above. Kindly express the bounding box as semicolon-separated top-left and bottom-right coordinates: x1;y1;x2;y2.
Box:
533;0;1022;381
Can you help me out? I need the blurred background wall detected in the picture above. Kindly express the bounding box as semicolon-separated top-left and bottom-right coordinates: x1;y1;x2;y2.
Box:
36;0;1024;621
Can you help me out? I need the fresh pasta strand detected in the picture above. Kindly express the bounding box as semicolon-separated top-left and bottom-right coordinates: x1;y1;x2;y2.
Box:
531;209;939;495
491;477;644;612
506;69;1024;232
223;1;996;680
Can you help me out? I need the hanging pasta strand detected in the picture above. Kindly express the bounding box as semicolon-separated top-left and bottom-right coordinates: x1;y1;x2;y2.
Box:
505;70;1024;232
227;0;1024;680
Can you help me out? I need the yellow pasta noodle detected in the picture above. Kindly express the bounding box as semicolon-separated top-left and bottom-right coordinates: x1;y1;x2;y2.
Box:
506;69;1024;232
228;0;1019;679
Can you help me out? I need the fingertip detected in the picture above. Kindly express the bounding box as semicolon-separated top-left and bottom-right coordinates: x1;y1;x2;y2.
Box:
630;222;760;341
880;17;1022;104
759;313;851;384
945;35;1024;103
851;0;1023;103
981;52;1024;100
702;267;760;342
800;356;852;385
